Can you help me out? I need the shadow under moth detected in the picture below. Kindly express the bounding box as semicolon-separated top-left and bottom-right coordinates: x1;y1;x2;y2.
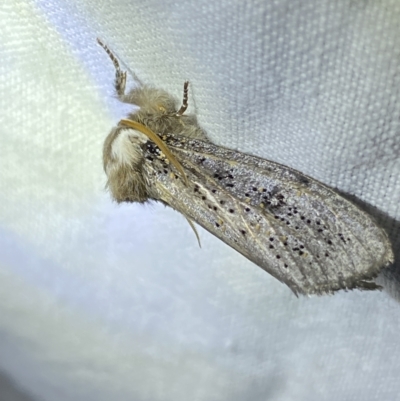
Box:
98;38;394;296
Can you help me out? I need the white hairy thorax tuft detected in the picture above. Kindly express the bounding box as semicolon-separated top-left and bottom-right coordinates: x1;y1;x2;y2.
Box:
110;129;146;167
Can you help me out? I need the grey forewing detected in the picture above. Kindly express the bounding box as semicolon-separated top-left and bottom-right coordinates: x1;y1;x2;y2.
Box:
143;134;393;295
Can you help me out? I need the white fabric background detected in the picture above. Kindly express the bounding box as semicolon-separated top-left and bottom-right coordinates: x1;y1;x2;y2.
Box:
1;0;400;400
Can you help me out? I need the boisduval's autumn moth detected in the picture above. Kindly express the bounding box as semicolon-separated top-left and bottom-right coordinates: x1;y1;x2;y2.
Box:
98;38;393;296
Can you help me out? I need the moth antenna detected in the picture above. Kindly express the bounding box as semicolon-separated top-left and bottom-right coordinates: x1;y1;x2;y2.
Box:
97;37;143;92
118;119;189;185
185;216;201;248
176;81;189;116
97;38;121;73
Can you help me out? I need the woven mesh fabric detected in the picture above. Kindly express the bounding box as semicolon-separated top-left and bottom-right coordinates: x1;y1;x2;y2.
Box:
1;0;400;400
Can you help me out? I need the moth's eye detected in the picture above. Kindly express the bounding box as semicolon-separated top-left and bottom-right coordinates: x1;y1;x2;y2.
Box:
158;105;167;113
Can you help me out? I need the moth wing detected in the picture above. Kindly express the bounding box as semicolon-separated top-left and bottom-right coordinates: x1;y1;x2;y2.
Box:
148;136;393;295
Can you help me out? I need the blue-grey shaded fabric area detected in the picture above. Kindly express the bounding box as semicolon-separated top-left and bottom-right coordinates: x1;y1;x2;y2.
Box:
0;370;37;401
0;0;399;400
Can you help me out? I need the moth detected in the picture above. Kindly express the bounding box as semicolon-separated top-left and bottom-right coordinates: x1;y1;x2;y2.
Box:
98;39;394;296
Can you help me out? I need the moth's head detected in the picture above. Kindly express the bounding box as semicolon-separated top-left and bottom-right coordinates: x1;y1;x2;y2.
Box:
103;126;151;203
124;85;178;116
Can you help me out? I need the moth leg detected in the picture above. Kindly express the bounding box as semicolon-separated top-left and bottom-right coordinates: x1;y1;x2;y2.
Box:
97;38;127;98
176;81;189;116
185;216;201;247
